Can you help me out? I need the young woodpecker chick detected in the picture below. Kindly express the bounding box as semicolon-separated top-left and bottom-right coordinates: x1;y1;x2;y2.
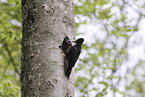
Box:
59;36;72;54
65;38;84;78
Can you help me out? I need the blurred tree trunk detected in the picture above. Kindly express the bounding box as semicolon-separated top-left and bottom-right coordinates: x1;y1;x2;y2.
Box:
21;0;75;96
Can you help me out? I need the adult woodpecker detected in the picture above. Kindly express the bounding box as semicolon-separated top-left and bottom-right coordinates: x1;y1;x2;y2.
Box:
59;36;72;76
65;38;84;78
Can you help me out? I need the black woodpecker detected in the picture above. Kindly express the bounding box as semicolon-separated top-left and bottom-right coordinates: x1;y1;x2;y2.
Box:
59;36;72;75
65;38;84;78
59;36;72;54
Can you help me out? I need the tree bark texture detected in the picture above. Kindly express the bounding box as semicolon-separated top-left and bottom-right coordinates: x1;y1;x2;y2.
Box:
21;0;75;97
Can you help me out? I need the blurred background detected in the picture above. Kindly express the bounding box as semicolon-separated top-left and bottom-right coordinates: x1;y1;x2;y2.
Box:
0;0;145;97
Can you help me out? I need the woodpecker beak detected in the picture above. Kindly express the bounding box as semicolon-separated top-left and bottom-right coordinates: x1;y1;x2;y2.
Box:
72;40;76;43
66;40;72;45
71;40;76;46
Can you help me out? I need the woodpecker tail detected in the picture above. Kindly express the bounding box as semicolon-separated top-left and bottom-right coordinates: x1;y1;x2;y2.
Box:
66;66;73;78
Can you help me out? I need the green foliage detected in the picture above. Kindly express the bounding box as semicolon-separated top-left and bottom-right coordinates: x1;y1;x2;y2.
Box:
0;81;20;97
0;0;21;96
75;0;145;97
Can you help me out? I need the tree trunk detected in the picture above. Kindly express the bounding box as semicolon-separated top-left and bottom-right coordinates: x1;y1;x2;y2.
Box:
21;0;75;96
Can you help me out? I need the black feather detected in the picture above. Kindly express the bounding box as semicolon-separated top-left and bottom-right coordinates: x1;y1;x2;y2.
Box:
65;38;84;78
59;36;72;76
59;36;72;53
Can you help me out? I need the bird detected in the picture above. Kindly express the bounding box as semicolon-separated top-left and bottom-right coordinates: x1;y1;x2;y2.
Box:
65;38;84;78
59;36;72;58
59;36;72;54
59;36;72;75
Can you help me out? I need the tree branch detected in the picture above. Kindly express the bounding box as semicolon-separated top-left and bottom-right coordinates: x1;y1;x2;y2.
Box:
3;41;20;76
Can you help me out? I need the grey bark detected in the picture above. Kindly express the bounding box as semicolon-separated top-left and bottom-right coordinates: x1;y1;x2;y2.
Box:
21;0;75;97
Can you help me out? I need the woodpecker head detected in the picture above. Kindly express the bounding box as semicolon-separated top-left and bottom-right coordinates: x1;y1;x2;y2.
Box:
64;36;72;45
74;38;84;46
